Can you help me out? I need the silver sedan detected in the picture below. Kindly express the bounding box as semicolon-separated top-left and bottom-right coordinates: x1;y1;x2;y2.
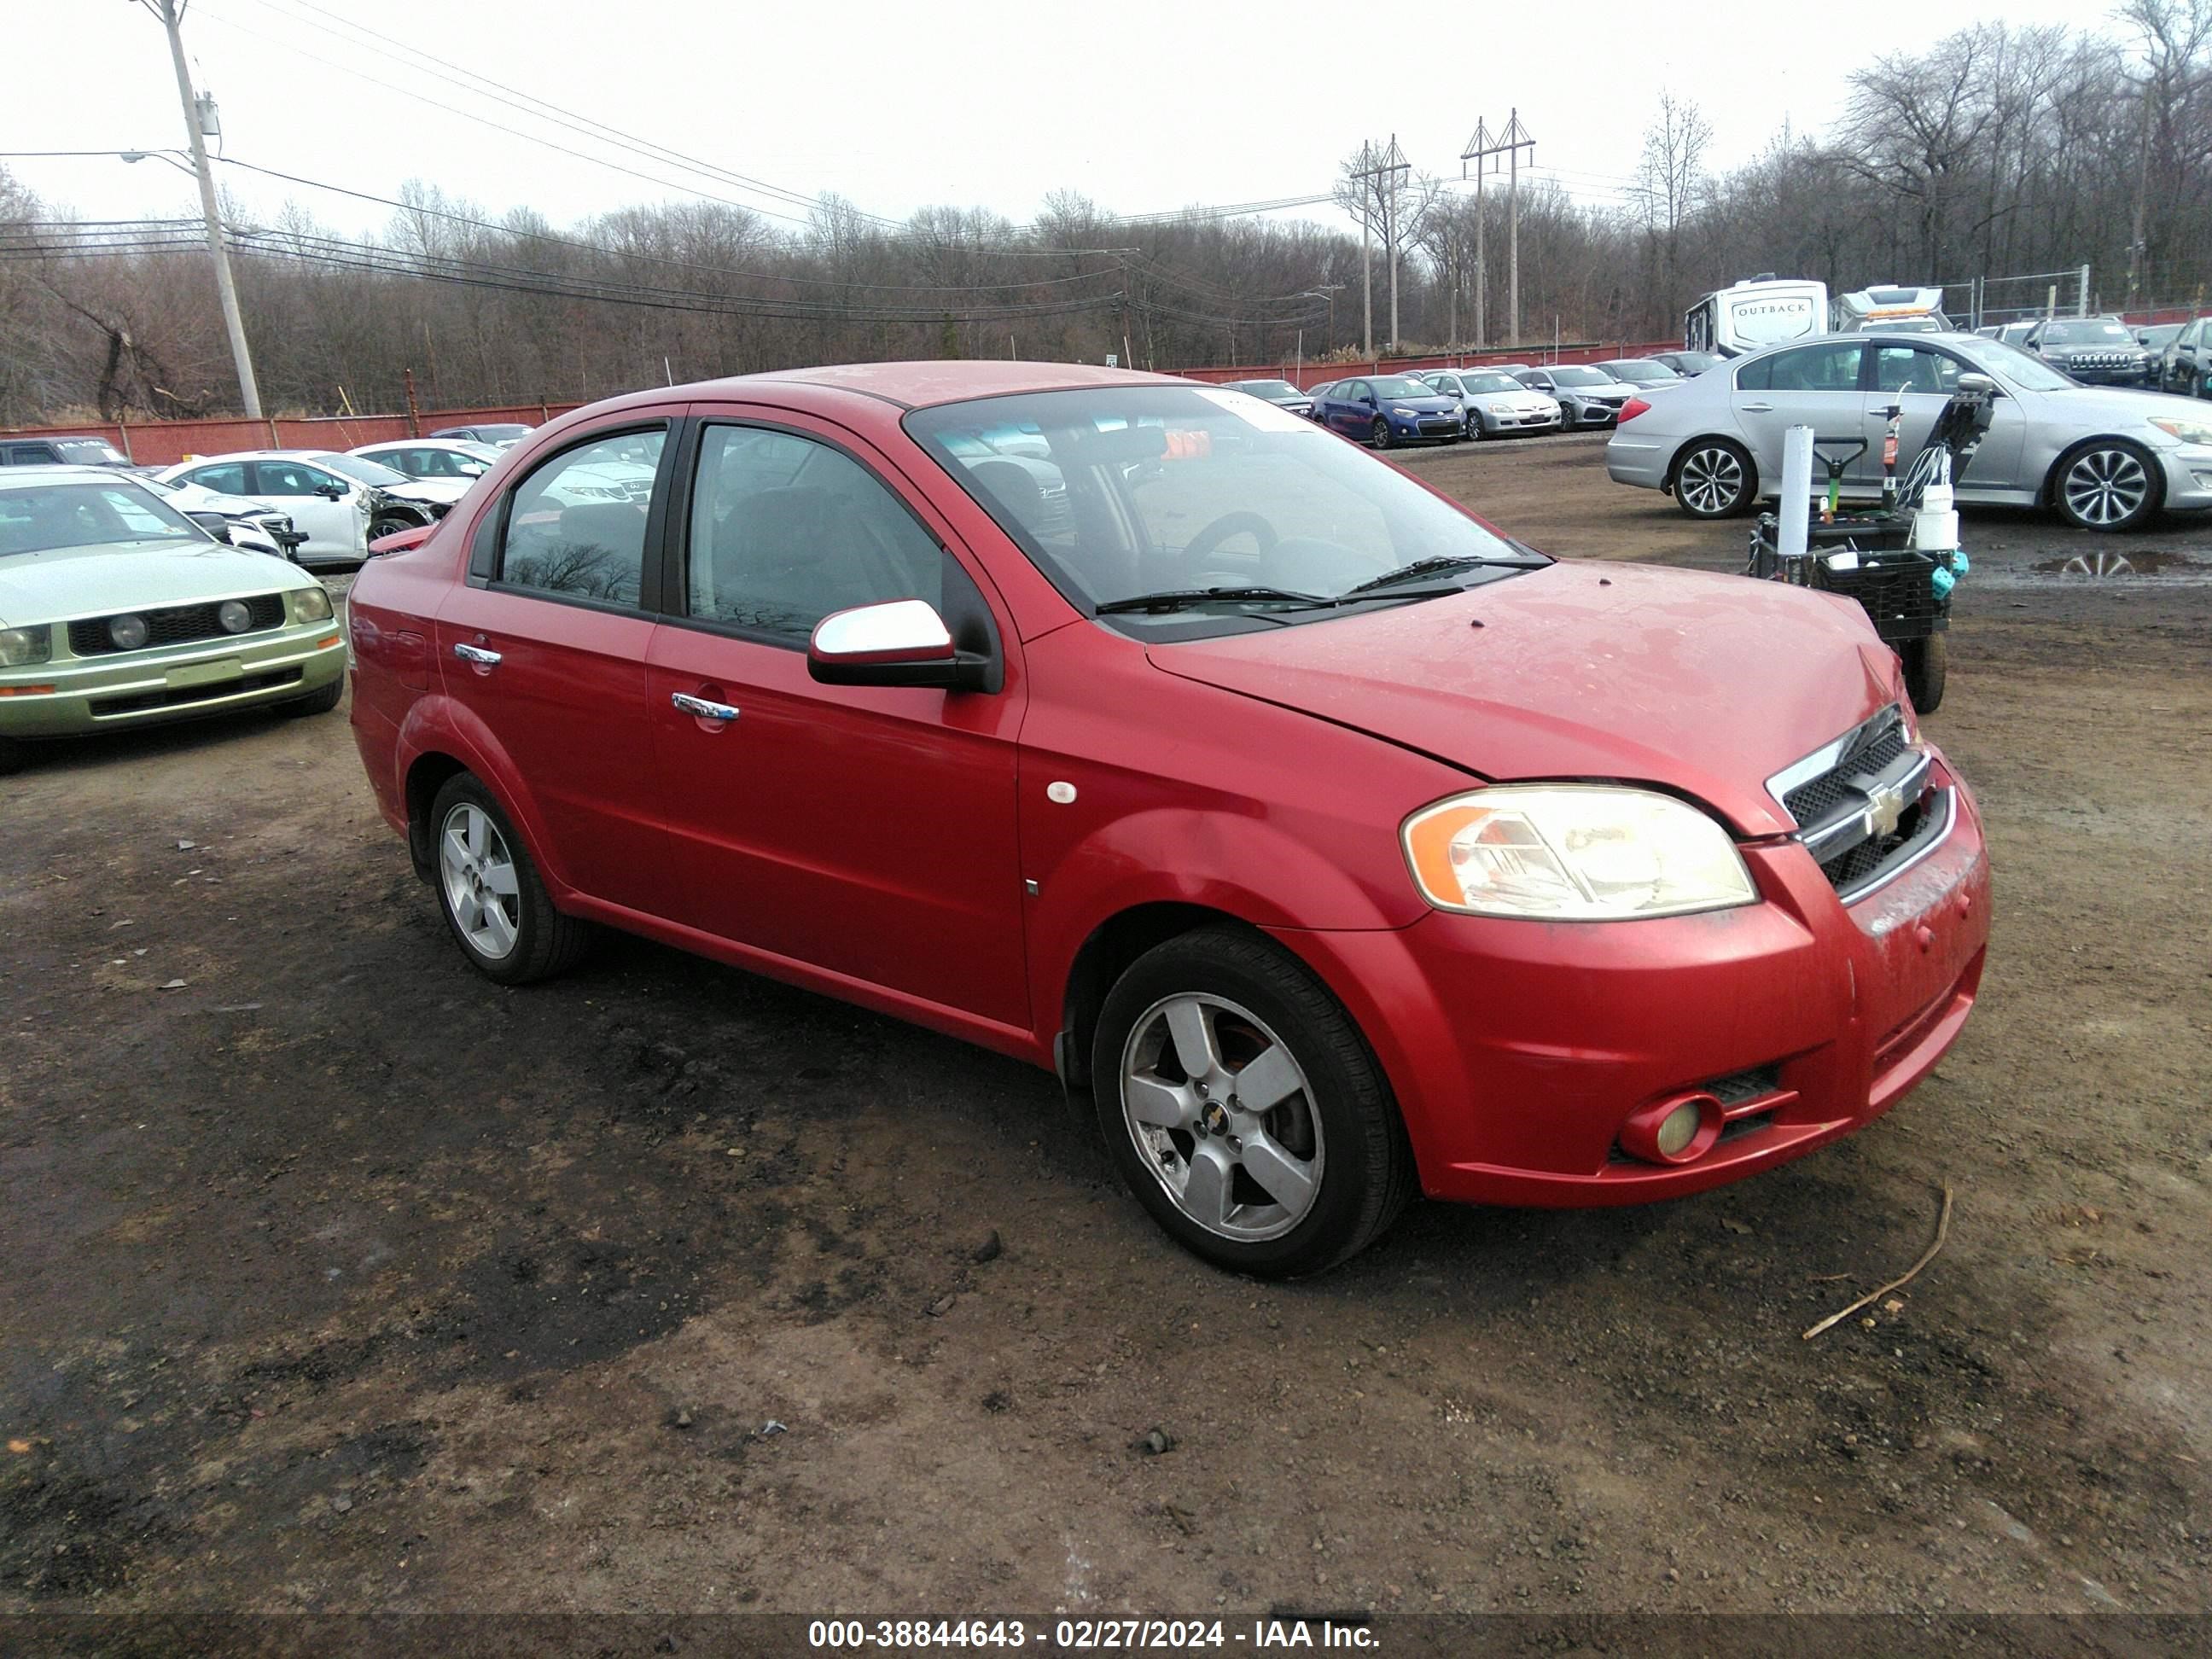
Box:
1605;330;2212;532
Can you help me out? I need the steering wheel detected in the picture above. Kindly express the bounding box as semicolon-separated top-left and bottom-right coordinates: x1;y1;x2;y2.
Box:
1175;510;1279;574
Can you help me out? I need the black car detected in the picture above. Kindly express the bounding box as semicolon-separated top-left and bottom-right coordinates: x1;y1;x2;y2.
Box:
2135;322;2184;386
2022;316;2154;387
1650;350;1720;377
1220;378;1317;419
2161;316;2212;397
1;434;136;469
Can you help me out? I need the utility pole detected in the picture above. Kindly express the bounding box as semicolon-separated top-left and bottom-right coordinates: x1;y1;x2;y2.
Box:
1357;141;1375;357
1384;135;1407;353
1460;120;1497;348
1349;139;1409;357
1466;114;1534;346
143;0;261;417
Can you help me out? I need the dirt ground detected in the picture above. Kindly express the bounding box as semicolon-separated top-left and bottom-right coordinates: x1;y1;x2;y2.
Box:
3;432;2209;1634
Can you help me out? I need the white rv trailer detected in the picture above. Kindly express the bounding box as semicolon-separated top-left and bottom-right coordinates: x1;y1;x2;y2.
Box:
1831;284;1951;333
1683;276;1831;358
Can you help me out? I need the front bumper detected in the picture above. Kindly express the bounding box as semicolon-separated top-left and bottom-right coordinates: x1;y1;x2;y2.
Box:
1392;416;1462;441
1272;750;1991;1207
1565;398;1624;428
0;623;346;739
2153;442;2212;511
2055;364;2153;387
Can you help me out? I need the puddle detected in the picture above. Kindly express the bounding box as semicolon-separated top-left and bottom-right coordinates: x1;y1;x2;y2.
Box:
2029;550;2209;579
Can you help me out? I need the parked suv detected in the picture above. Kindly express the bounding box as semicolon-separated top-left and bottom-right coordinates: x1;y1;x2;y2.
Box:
347;362;1989;1277
1;435;136;469
2161;315;2212;397
2022;316;2154;387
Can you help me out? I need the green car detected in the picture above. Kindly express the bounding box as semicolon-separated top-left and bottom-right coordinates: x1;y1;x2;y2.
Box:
0;467;346;774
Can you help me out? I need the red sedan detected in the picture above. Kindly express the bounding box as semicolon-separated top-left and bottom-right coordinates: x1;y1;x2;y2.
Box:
346;362;1989;1277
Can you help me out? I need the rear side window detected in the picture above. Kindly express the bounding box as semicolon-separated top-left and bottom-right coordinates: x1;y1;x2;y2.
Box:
684;424;944;642
1741;342;1863;393
498;428;666;608
255;461;338;497
182;461;250;495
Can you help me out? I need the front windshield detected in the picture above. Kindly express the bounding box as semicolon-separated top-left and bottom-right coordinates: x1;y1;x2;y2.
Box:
1973;340;2078;392
55;438;131;465
1368;375;1435;400
1610;360;1678;379
2144;325;2182;347
905;386;1541;634
0;479;205;556
1464;373;1522;393
2040;320;2135;346
1547;366;1613;387
317;453;412;487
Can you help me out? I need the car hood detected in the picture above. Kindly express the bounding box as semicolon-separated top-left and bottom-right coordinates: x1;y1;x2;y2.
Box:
1143;560;1902;837
0;540;312;626
1384;396;1460;413
1554;381;1637;399
2029;384;2200;426
381;479;469;504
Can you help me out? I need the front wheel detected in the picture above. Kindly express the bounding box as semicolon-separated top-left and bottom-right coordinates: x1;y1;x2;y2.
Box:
1673;439;1756;519
1901;633;1947;714
1370;416;1392;451
370;513;422;543
1090;926;1415;1278
1465;410;1488;440
428;774;591;985
283;678;343;716
2051;439;2161;533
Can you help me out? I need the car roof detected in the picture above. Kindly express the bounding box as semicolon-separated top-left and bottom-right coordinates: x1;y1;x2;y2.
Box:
166;449;346;464
585;358;1185;419
0;463;150;492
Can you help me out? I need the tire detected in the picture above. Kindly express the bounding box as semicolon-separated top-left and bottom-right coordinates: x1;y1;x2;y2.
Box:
1089;925;1415;1278
284;678;343;716
1370;416;1393;451
2050;439;2162;533
1466;410;1488;441
1901;633;1947;715
428;773;591;985
0;736;26;777
370;514;420;543
1673;439;1756;519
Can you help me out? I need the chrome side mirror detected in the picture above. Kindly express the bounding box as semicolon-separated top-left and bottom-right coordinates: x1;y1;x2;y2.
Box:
1955;373;1999;395
807;597;991;691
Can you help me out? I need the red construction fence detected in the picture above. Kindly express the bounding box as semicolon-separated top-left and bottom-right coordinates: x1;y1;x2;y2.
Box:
0;401;583;469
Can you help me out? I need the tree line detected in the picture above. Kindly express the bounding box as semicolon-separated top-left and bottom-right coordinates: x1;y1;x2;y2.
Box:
2;3;2205;426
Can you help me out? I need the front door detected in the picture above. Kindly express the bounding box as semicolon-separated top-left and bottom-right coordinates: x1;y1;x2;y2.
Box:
431;419;677;916
1864;343;2025;500
247;459;364;561
646;412;1029;1029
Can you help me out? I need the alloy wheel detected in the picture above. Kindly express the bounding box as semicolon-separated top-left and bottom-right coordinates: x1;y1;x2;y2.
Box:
1119;992;1324;1243
1371;416;1391;449
1677;444;1746;515
2061;447;2151;527
439;802;521;961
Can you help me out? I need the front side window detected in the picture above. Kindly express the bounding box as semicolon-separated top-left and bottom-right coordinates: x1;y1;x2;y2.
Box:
685;425;943;641
906;385;1542;640
1872;346;1965;395
254;461;342;498
498;428;666;607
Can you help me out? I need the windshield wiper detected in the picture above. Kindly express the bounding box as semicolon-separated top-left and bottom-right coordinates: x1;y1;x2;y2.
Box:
1342;553;1548;596
1094;585;1336;615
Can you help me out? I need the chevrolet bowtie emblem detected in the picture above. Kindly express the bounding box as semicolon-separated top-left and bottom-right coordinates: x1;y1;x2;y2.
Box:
1866;779;1908;838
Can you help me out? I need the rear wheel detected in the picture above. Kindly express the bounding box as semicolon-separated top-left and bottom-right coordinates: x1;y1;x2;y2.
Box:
1673;439;1756;519
2051;439;2161;532
428;773;591;985
1090;926;1414;1278
1370;416;1393;451
1901;633;1947;714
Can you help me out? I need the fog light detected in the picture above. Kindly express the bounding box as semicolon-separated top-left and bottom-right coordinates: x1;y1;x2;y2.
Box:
218;599;253;634
1618;1090;1724;1166
109;614;149;650
1655;1101;1703;1158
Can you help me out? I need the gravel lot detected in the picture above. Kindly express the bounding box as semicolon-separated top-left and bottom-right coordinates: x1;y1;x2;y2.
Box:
3;431;2208;1626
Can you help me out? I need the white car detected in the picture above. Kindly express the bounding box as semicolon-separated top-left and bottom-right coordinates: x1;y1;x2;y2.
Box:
348;439;502;485
137;475;300;559
156;451;457;567
1417;370;1563;439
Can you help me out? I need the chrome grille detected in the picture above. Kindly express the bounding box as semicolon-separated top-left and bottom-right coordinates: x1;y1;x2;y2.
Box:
1768;706;1951;900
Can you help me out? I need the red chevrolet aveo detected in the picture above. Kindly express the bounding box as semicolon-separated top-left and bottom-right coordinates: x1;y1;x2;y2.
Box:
347;362;1989;1276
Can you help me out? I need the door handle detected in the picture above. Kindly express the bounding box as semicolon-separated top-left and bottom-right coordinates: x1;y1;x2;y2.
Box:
672;691;741;724
1739;401;1775;413
452;642;502;666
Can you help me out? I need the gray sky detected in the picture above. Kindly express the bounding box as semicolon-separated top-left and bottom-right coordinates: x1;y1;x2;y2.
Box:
10;0;2124;244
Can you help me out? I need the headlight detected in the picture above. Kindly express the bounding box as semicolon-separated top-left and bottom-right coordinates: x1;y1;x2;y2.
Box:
290;585;335;624
110;614;149;651
1390;406;1416;417
0;626;52;668
1402;785;1756;920
2148;415;2212;445
1488;402;1516;415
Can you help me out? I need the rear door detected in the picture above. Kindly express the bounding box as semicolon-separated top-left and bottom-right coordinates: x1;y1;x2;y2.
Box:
645;410;1029;1027
433;417;678;915
1732;341;1870;486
